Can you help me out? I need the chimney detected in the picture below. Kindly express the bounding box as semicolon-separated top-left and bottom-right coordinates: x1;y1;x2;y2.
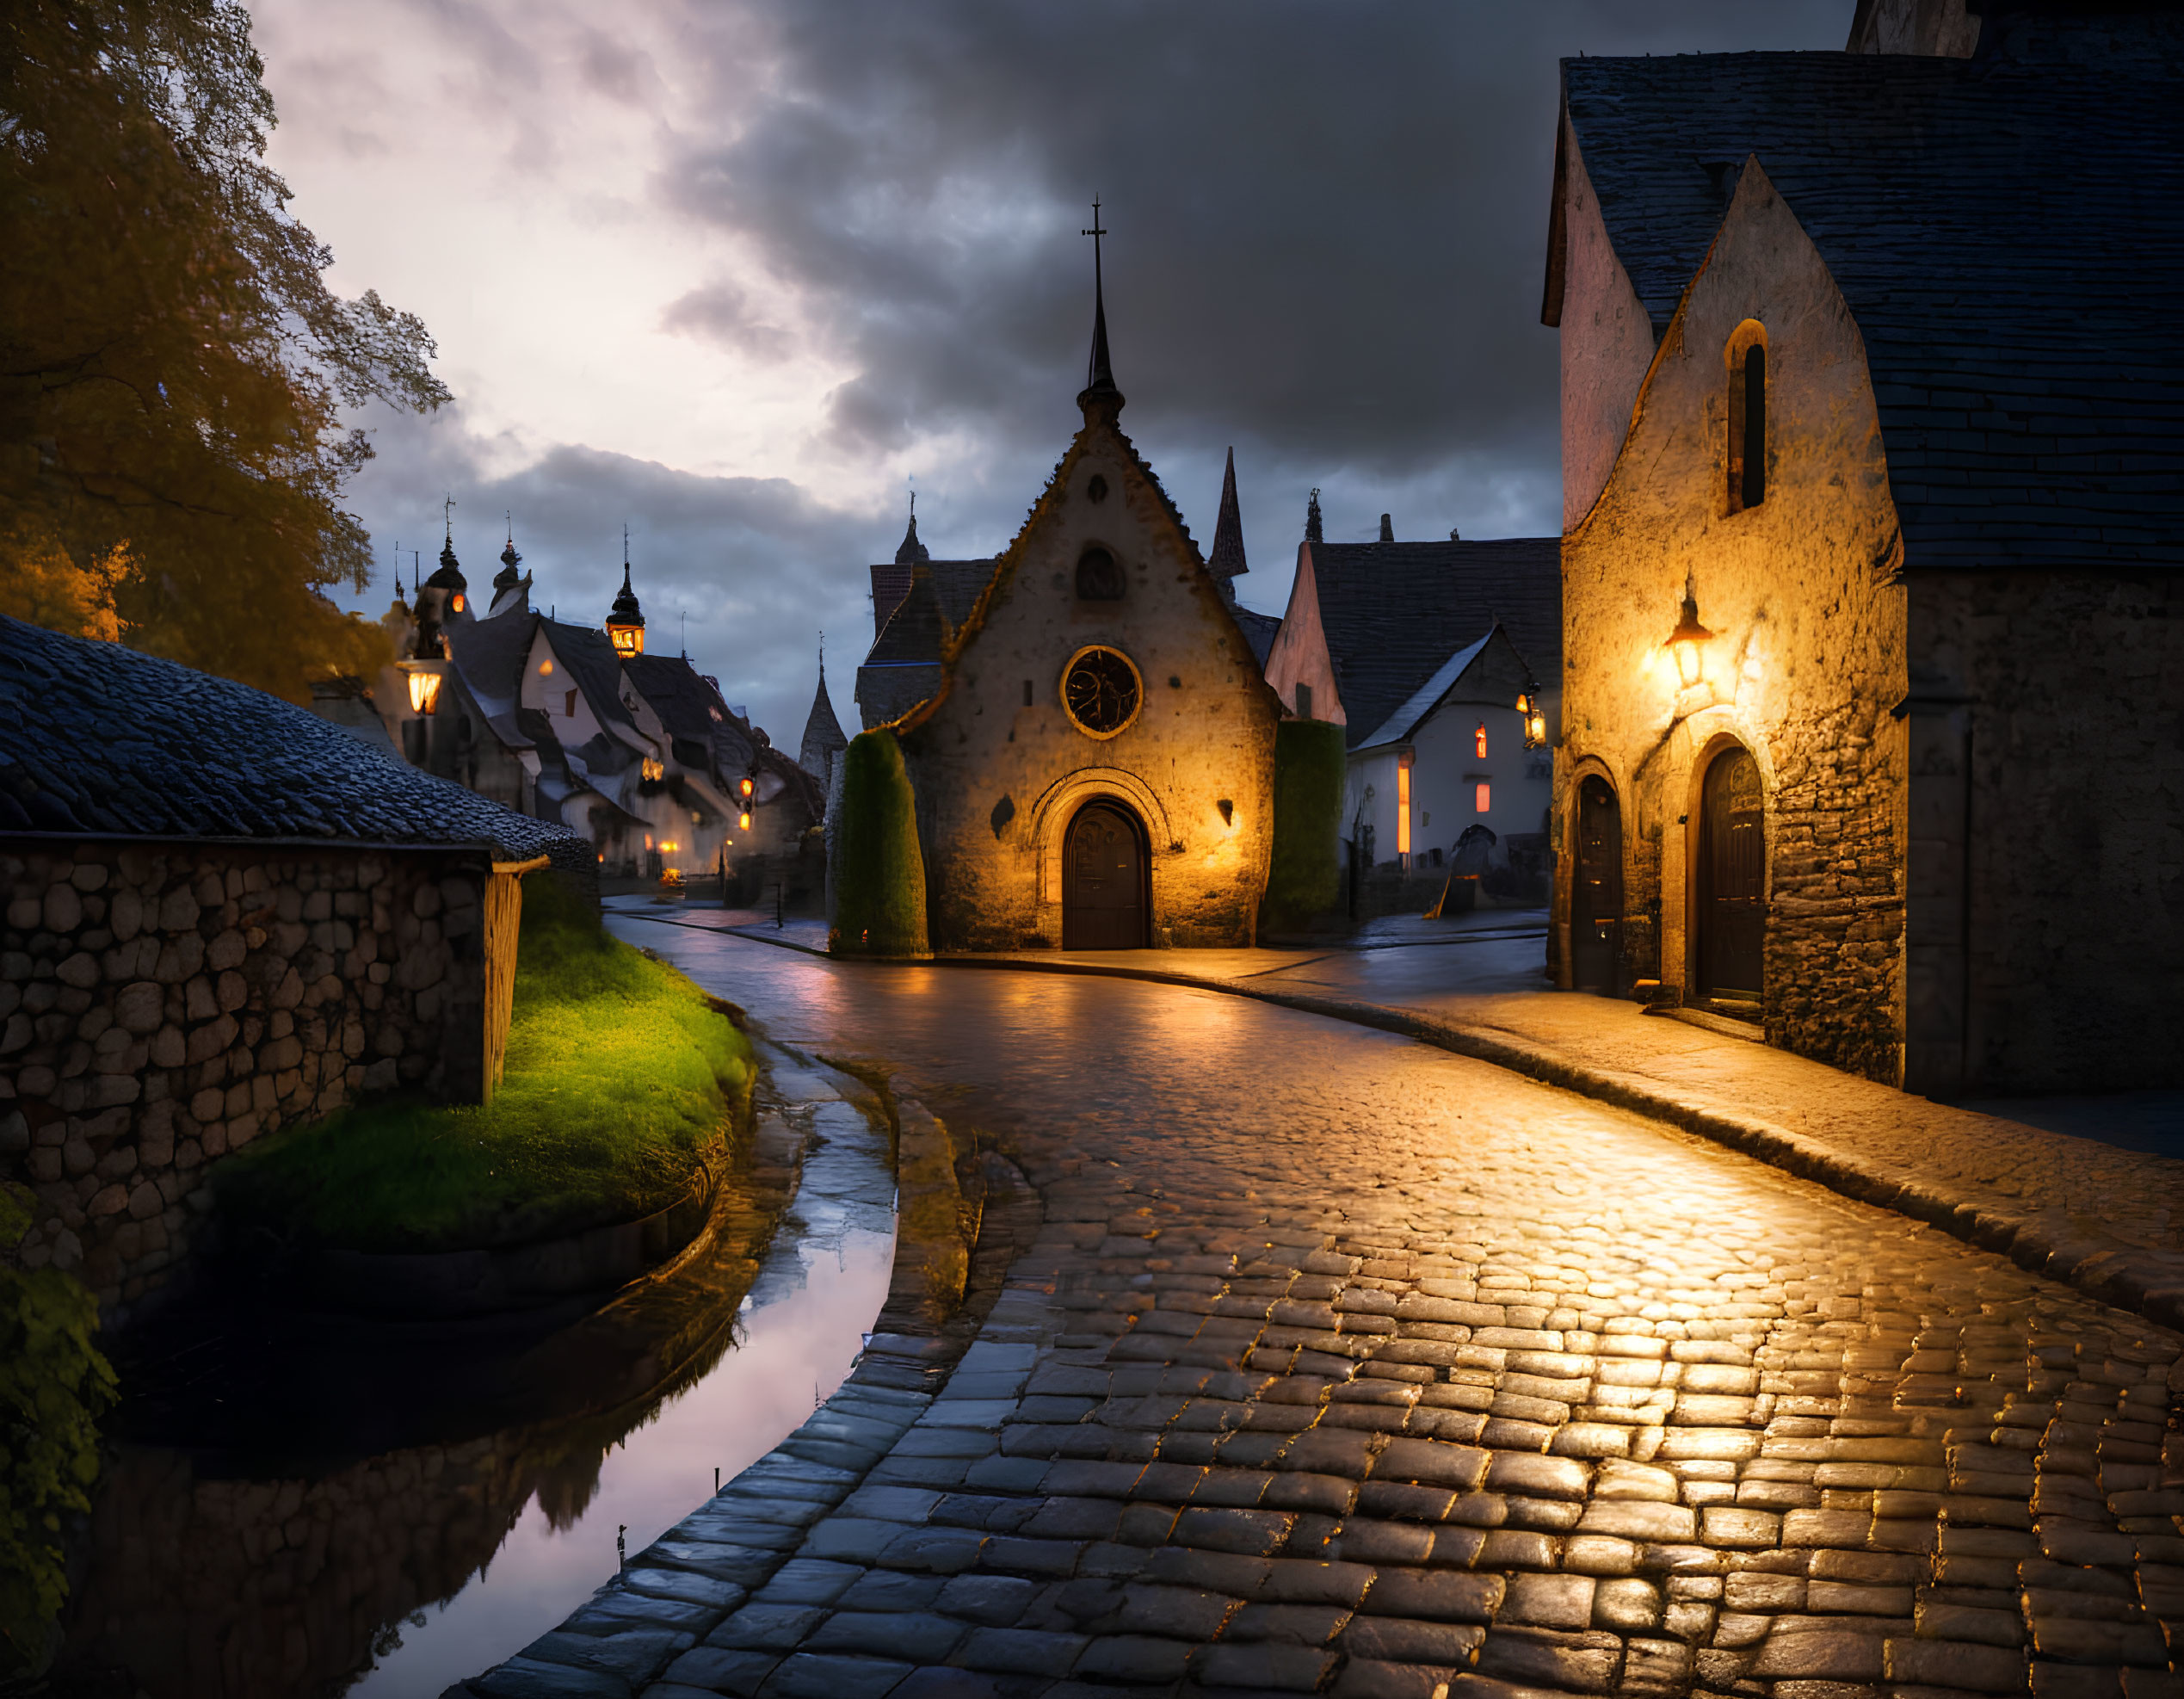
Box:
1379;514;1394;542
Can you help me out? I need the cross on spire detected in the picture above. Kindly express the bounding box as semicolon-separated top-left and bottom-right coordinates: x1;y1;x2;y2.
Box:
1078;196;1120;413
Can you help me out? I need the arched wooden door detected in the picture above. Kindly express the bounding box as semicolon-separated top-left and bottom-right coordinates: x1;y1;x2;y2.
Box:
1063;800;1148;949
1699;746;1766;1000
1570;776;1622;992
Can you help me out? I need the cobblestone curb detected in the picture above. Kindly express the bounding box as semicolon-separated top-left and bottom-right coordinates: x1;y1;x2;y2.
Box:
696;923;2184;1344
448;1051;1043;1699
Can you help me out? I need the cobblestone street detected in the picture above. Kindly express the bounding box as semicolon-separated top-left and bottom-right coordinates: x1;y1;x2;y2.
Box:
466;927;2184;1699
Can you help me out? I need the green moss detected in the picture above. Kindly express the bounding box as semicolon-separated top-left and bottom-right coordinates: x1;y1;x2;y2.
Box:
830;729;929;956
1264;718;1348;930
219;875;752;1254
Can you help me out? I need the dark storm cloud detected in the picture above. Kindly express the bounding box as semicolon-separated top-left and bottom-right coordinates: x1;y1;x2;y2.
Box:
658;1;1848;474
344;399;872;746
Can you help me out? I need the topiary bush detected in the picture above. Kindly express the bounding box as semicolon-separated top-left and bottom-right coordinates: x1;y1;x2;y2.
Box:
0;1185;115;1677
830;730;929;956
1263;717;1347;932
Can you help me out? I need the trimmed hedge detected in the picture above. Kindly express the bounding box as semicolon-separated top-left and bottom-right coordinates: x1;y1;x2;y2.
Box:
830;730;930;956
1263;718;1347;930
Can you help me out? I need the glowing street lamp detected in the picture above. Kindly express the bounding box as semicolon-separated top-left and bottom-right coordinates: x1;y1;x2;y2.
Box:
1667;573;1713;689
400;661;444;715
738;773;754;832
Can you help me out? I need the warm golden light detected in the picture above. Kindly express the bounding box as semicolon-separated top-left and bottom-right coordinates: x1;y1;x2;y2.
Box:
641;757;664;782
1474;723;1489;759
1476;782;1491;813
738;811;752;831
1397;753;1413;858
403;664;443;715
450;593;466;615
1667;574;1713;689
738;775;755;800
608;622;645;658
540;658;554;676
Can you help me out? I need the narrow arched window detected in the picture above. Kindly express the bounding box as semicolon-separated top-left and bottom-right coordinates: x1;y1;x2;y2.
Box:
1726;322;1768;513
1076;545;1124;601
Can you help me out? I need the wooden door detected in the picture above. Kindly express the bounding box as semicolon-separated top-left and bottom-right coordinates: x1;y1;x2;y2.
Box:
1064;801;1147;949
1700;747;1766;999
1570;776;1621;992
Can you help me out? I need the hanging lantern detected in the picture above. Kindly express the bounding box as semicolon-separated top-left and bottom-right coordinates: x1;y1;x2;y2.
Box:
1516;684;1548;751
400;661;444;715
1667;573;1713;689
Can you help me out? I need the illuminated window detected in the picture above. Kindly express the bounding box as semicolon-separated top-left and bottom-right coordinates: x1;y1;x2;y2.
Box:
1475;723;1488;759
540;658;554;677
1727;320;1768;512
1476;782;1491;813
565;689;577;718
1397;752;1413;860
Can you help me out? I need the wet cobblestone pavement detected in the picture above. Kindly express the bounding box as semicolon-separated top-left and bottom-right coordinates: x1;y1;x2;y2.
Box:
466;929;2184;1699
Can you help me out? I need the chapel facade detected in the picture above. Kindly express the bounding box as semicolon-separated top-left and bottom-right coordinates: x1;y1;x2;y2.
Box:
1546;0;2184;1093
890;252;1281;951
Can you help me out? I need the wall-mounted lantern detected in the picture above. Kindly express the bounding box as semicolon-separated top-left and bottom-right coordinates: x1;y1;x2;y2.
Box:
641;756;664;782
1667;573;1714;689
400;661;445;715
1515;683;1548;751
737;772;755;832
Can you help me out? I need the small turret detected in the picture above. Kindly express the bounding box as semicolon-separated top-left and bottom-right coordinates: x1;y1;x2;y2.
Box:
607;526;646;658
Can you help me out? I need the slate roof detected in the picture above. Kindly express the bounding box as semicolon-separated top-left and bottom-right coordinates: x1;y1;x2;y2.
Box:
1305;538;1562;750
1231;606;1282;669
1552;17;2184;571
798;668;848;777
1355;627;1543;751
867;559;995;646
0;616;577;857
539;620;642;739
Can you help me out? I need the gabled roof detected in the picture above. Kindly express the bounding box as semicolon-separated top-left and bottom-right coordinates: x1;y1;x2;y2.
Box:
1550;18;2184;571
539;620;643;741
0;616;575;857
449;606;539;720
867;558;994;646
1304;538;1561;750
623;652;723;745
1356;627;1537;751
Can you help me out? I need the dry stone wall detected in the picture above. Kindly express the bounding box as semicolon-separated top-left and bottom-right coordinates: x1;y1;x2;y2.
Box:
0;838;490;1320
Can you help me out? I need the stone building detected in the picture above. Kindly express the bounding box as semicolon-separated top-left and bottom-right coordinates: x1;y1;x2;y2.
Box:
885;260;1282;950
1263;521;1560;909
1543;0;2184;1092
0;616;584;1319
798;655;849;790
854;510;996;731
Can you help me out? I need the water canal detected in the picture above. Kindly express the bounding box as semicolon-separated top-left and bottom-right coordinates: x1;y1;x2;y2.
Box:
50;1041;896;1698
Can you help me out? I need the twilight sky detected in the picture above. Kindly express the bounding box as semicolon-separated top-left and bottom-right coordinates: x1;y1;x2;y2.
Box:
248;0;1846;744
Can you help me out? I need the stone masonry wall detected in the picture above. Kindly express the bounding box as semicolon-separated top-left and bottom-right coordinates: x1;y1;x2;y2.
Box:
0;838;490;1320
1552;153;1909;1083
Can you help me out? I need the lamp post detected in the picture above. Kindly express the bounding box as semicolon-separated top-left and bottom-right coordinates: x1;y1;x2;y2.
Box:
1667;574;1713;690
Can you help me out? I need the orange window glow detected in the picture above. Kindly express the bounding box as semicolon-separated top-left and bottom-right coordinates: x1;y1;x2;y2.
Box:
1397;754;1413;857
1476;782;1491;813
1475;724;1488;758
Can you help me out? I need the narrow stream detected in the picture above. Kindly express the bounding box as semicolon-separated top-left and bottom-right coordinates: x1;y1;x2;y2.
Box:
52;1059;895;1699
349;1094;896;1696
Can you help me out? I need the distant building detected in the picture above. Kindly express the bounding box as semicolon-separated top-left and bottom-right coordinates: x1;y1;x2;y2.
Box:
866;242;1281;949
1544;0;2184;1090
797;655;849;789
1262;523;1560;907
354;529;821;899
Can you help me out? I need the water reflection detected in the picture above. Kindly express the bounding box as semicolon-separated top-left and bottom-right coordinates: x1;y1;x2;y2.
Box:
52;1072;894;1699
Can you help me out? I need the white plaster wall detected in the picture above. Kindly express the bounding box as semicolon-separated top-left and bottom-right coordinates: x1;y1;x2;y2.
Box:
1558;123;1661;534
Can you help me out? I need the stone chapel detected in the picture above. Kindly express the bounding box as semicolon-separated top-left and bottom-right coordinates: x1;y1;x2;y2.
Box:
885;237;1281;951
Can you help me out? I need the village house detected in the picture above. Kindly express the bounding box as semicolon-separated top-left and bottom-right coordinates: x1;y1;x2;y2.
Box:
1545;0;2184;1092
0;615;587;1319
1263;510;1560;911
355;529;824;902
866;241;1283;950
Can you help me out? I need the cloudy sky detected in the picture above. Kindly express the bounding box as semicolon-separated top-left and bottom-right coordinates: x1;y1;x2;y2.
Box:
248;0;1845;744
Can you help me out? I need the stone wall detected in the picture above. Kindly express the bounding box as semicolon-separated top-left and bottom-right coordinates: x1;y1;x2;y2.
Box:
1;837;492;1320
1908;571;2184;1093
1552;152;1910;1083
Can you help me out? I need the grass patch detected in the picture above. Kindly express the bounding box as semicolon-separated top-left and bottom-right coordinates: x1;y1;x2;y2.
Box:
221;875;752;1254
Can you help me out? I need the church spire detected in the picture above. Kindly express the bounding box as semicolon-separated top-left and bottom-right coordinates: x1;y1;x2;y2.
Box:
1207;448;1249;590
606;525;646;657
895;489;930;566
1077;196;1124;423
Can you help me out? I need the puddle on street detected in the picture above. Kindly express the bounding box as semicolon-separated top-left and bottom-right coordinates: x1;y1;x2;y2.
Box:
52;1080;894;1699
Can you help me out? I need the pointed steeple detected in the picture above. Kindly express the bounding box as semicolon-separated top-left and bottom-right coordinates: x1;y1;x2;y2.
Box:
895;491;931;566
1207;448;1249;593
1076;197;1124;424
606;525;646;657
799;639;849;785
1305;488;1323;544
495;512;523;592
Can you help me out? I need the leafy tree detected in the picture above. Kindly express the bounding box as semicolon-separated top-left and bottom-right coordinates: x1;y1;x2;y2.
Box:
0;1186;115;1675
0;0;448;699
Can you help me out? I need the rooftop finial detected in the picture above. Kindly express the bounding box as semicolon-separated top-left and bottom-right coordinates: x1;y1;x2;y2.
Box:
1305;488;1323;544
1077;196;1123;421
443;492;455;541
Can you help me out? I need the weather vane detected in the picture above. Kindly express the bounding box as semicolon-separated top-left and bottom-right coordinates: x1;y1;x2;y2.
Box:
443;492;455;539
